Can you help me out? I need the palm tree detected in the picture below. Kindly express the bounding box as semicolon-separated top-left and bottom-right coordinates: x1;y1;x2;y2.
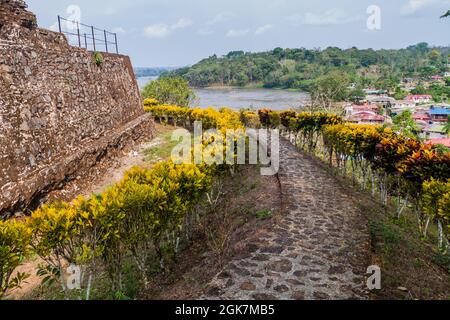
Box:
441;10;450;18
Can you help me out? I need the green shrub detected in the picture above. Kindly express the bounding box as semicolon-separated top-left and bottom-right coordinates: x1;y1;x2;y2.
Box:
93;52;103;66
0;220;30;298
141;77;196;107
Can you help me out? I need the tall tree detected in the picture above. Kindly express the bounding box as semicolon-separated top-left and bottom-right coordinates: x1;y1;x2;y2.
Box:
392;110;420;139
141;77;197;107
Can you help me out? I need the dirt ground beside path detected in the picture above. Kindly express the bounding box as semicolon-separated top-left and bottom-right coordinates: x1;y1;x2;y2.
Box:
45;124;175;203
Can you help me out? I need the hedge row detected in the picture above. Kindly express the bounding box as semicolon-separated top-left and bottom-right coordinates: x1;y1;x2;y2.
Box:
1;101;243;299
1;161;214;299
144;99;242;130
145;105;449;248
260;109;450;249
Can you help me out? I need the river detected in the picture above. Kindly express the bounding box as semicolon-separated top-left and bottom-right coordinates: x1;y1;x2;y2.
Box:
137;77;309;111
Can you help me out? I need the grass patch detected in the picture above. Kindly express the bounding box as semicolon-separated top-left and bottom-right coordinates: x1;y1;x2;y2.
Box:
254;210;272;220
353;190;450;299
432;253;450;273
143;131;179;163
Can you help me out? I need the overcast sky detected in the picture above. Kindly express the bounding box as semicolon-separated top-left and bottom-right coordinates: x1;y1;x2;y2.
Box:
27;0;450;67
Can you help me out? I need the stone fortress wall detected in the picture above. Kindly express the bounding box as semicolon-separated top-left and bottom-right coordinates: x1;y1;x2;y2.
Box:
0;0;155;216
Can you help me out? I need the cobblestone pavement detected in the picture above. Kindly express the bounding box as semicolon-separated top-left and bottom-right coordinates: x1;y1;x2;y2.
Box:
203;138;370;300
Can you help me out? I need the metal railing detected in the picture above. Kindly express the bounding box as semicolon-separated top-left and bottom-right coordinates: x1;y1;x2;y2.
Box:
57;16;119;54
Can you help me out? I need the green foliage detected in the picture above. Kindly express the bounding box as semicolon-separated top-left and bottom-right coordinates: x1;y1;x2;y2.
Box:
141;77;196;107
255;210;272;220
0;220;30;298
93;52;103;66
1;102;246;298
165;44;450;91
445;77;450;87
426;84;450;103
310;71;350;108
392;110;420;139
144;103;243;131
393;86;407;100
441;10;450;18
443;116;450;135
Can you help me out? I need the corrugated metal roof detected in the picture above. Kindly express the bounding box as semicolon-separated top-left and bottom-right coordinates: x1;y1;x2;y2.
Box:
429;108;450;115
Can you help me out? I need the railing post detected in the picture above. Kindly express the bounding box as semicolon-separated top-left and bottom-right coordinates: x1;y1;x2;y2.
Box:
104;30;108;53
77;22;81;47
91;26;96;51
114;33;118;54
84;33;87;49
58;15;61;33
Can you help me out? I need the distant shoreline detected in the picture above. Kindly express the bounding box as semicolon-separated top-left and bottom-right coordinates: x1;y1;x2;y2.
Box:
191;84;304;93
136;76;305;93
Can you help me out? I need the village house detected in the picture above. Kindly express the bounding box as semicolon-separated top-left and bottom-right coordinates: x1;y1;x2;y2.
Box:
363;88;387;95
422;123;448;139
391;100;416;115
346;111;387;124
406;94;433;104
344;103;379;116
430;75;444;82
426;138;450;148
367;95;396;107
413;112;432;123
429;106;450;123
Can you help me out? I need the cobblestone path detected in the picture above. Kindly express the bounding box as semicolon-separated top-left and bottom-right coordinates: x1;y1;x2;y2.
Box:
203;138;370;300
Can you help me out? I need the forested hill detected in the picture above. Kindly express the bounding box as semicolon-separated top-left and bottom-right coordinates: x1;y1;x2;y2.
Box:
163;43;450;91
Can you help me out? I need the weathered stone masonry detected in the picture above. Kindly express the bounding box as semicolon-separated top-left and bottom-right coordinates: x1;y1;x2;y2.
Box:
0;0;155;216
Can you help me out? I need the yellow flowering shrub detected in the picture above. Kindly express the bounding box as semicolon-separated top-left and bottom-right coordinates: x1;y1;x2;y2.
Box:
422;179;450;228
143;98;159;107
0;219;31;298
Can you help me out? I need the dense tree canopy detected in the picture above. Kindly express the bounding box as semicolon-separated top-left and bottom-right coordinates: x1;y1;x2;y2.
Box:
163;44;450;93
141;77;197;107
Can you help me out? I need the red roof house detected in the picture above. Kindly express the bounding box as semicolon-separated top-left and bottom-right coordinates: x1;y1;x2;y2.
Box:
413;112;431;122
407;95;433;104
346;111;386;124
426;138;450;148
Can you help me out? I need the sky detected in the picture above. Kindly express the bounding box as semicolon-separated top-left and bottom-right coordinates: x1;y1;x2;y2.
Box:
26;0;450;67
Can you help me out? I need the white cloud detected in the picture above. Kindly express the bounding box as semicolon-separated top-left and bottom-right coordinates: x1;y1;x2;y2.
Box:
197;28;214;36
144;24;170;38
144;18;193;39
112;27;126;34
400;0;447;16
226;29;250;37
207;12;236;25
171;18;193;30
255;24;273;35
288;9;364;26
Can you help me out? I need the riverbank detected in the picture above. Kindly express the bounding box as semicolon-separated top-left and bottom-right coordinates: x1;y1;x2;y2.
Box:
136;77;310;110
